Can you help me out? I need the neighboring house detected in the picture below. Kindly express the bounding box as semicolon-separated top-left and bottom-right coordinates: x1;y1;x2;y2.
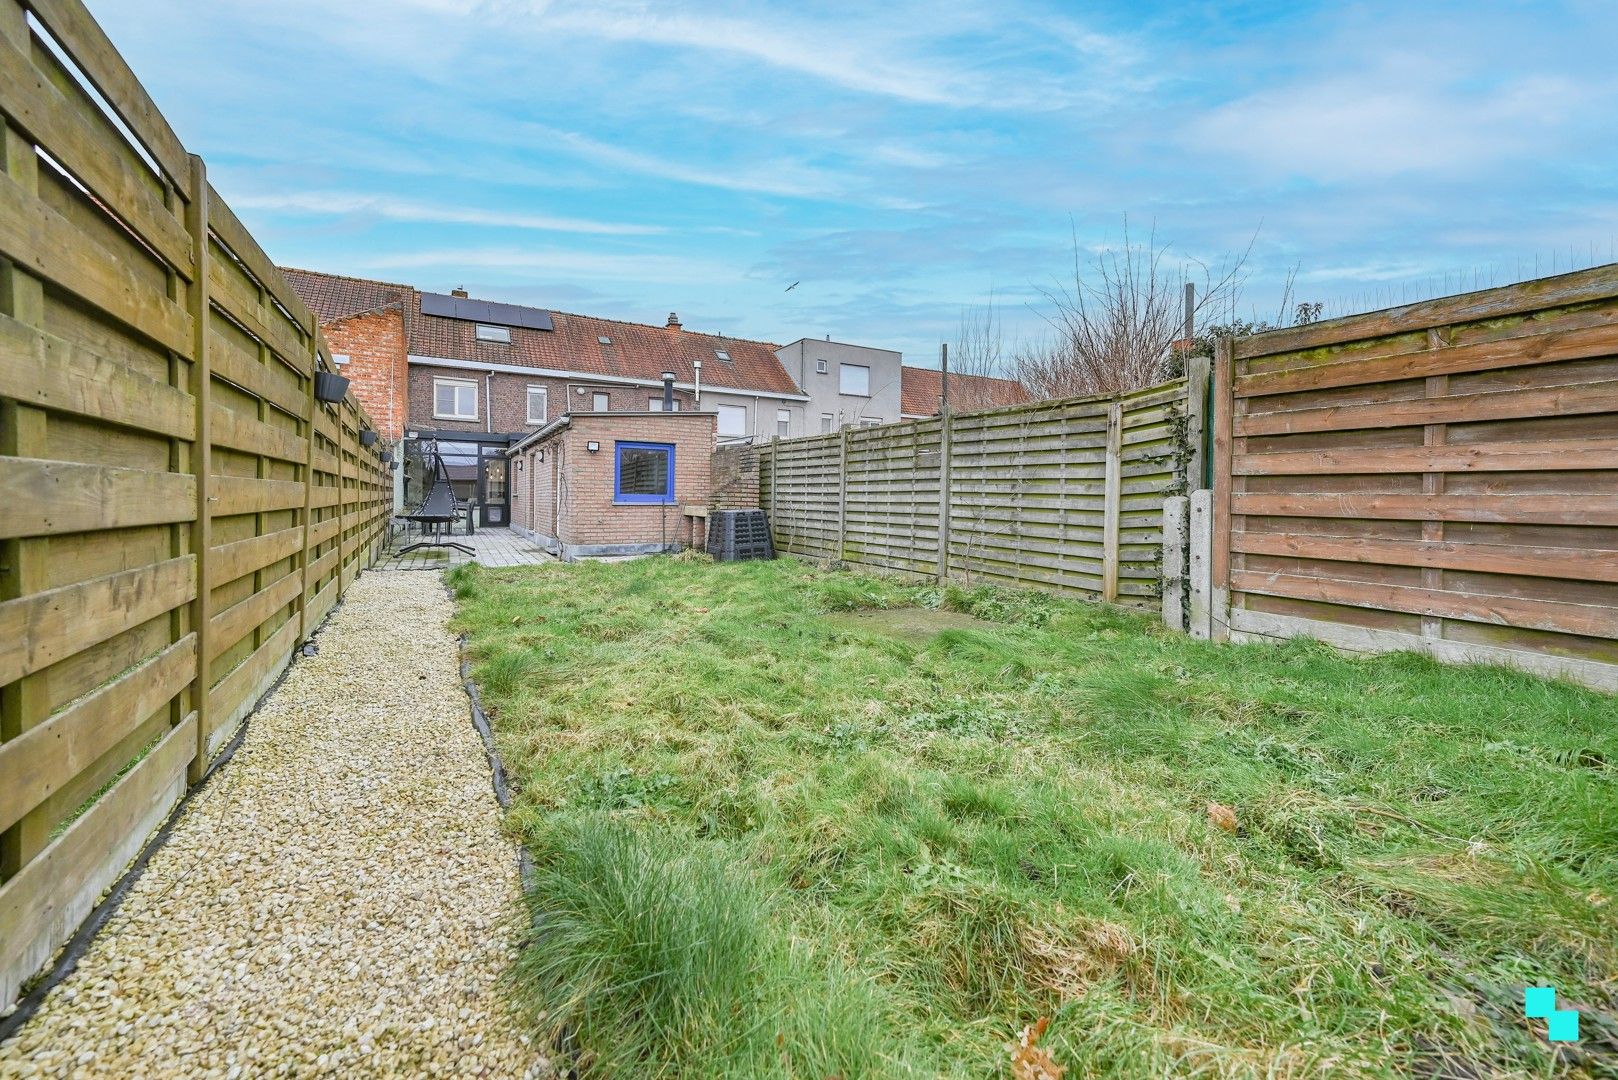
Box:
508;410;721;560
899;365;1033;419
774;339;904;433
283;268;811;523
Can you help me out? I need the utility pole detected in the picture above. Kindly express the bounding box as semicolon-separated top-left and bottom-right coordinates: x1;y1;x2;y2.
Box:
939;342;949;414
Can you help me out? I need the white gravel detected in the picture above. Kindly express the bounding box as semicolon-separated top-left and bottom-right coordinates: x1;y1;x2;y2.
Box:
0;573;546;1079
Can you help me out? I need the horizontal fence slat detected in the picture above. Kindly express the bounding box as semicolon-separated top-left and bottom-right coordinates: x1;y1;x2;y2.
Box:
1231;531;1618;583
1235;438;1618;476
1231;491;1618;526
1237;380;1618;437
0;458;195;538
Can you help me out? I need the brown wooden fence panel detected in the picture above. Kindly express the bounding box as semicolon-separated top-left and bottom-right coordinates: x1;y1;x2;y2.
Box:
0;0;390;1007
1212;264;1618;691
759;370;1201;606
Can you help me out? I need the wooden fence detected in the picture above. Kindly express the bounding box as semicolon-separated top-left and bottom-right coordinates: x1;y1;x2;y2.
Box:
1209;264;1618;691
0;0;391;1006
761;365;1207;606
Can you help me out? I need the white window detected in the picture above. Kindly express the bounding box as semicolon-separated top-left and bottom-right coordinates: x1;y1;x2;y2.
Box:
716;403;747;437
815;359;828;374
592;391;610;411
839;363;870;396
860;417;883;427
649;397;681;411
526;386;548;425
433;377;477;420
776;409;791;437
332;352;350;366
820;413;834;433
475;324;511;343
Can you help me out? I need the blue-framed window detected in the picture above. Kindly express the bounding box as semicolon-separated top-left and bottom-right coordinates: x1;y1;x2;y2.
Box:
614;441;676;504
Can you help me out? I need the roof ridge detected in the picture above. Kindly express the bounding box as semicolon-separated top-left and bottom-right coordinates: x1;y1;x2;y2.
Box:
903;364;1025;386
542;307;781;350
278;265;416;292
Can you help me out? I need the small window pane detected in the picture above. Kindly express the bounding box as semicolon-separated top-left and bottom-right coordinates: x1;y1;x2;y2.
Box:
475;324;511;342
593;392;610;411
776;409;790;437
527;387;548;424
616;443;673;501
435;379;476;419
839;364;870;396
815;359;828;374
820;414;833;433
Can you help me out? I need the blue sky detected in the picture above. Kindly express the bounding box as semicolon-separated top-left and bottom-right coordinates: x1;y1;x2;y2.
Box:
96;0;1618;366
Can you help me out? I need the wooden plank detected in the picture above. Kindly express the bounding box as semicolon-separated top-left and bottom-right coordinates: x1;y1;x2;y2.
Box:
1231;491;1618;527
1235;263;1618;360
0;633;194;833
0;27;192;274
211;524;304;586
1228;608;1618;693
205;185;313;329
209;400;306;464
0;171;191;354
208;570;302;661
211;475;307;516
1237;380;1618;437
1231;569;1618;639
207;252;308;366
1209;338;1235;640
1236;319;1618;397
0;312;193;439
23;0;189;181
0;458;194;538
1231;531;1618;583
1234;438;1618;476
0;712;193;1007
210;329;307;418
205;614;298;754
0;554;195;685
1101;401;1122;602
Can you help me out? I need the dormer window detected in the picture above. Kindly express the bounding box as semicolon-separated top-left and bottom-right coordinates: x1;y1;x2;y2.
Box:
714;349;731;362
475;324;511;343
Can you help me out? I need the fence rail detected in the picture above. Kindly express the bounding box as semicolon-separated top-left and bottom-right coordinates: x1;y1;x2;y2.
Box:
0;0;390;1006
761;366;1205;606
1208;263;1618;691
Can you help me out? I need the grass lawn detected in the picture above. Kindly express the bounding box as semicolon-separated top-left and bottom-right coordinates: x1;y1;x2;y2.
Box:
449;556;1617;1079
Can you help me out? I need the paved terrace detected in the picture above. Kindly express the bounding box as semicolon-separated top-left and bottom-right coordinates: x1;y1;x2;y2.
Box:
380;526;553;571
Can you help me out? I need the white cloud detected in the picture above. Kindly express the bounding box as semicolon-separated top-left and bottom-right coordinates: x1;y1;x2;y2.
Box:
231;191;667;235
365;246;735;284
1190;59;1581;180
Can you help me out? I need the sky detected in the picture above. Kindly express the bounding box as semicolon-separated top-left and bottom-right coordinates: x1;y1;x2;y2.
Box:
93;0;1618;367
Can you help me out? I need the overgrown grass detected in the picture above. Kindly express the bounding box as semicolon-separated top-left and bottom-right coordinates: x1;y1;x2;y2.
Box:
449;557;1618;1078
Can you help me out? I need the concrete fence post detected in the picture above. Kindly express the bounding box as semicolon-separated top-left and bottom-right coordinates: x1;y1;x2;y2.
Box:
1101;401;1123;602
1188;489;1213;639
936;408;953;583
836;427;850;563
1161;495;1189;632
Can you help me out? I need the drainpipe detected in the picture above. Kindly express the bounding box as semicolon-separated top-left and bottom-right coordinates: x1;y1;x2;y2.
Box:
692;359;702;409
485;371;493;433
661;370;676;411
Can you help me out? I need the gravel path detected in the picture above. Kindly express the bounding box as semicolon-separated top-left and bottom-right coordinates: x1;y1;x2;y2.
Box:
0;573;545;1079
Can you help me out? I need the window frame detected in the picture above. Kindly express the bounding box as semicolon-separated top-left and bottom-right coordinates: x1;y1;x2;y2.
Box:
592;391;610;412
776;408;791;437
815;359;828;374
715;402;748;437
475;323;512;343
526;385;548;425
614;440;677;505
432;377;478;421
839;363;870;397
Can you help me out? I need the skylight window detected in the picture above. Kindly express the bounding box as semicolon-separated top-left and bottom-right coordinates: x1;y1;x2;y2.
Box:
598;335;612;345
475;324;511;343
715;349;732;362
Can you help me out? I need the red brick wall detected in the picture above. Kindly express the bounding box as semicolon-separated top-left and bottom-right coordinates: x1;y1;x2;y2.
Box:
409;365;696;436
710;445;761;510
513;412;716;551
324;308;406;441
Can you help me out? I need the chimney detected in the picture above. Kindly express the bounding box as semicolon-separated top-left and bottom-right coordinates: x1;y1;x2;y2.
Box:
451;286;469;298
666;311;682;332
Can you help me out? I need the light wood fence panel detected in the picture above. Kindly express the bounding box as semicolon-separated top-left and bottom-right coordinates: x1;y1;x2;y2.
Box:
1211;264;1618;691
760;370;1201;607
0;0;391;1007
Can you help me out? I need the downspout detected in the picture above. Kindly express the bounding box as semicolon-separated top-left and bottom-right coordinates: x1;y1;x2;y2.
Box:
485;371;493;433
692;359;702;409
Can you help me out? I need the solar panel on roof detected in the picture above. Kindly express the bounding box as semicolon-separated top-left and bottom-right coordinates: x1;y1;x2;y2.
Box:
420;292;554;331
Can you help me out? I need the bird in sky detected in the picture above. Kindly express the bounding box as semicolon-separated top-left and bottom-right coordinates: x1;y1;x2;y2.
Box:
785;281;799;292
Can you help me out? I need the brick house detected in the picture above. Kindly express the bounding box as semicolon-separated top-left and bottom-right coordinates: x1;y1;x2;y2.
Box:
283;268;810;525
898;365;1032;419
509;411;722;559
